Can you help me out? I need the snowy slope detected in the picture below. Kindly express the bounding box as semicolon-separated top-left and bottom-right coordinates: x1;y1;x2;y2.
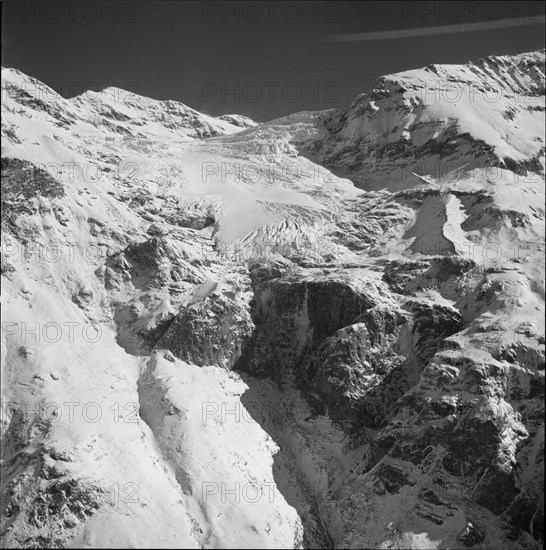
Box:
299;50;545;192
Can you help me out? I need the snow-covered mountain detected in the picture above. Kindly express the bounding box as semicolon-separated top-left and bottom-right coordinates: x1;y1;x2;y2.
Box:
300;50;545;192
1;50;544;549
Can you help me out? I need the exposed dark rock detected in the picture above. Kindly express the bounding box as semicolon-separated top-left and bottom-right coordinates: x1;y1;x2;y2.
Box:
1;157;65;230
457;520;486;546
299;305;409;430
156;278;254;370
240;269;394;378
403;300;463;366
374;463;415;494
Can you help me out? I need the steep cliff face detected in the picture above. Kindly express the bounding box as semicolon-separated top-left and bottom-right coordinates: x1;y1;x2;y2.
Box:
1;51;544;549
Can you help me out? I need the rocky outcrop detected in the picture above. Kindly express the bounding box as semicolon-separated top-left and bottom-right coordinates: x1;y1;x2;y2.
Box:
1;158;65;232
404;299;464;365
240;267;397;376
364;347;544;546
0;405;107;548
299;305;408;429
216;114;258;128
156;275;254;370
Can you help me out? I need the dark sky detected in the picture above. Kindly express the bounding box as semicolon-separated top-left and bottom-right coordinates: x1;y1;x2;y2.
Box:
2;1;545;121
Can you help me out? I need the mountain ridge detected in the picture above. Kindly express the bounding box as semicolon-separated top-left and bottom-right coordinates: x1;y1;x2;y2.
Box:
1;50;544;549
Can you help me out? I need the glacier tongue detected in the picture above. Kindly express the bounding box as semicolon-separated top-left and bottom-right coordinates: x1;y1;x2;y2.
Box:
1;50;545;549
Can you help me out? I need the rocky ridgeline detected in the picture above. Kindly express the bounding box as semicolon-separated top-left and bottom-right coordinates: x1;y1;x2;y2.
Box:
297;50;545;192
